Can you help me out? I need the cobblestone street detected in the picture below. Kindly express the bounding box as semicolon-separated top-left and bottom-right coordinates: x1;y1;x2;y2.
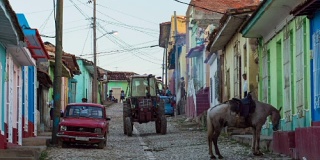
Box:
45;103;289;160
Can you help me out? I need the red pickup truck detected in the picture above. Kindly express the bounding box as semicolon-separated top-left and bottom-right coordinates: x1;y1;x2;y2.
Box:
57;103;111;149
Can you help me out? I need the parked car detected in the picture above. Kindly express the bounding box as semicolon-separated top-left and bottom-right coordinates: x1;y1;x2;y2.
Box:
56;103;111;149
160;96;174;116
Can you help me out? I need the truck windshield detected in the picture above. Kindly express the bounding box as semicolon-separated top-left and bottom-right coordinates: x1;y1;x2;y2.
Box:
65;106;103;118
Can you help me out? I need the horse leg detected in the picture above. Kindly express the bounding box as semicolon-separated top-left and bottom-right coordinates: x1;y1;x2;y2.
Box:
255;126;263;156
213;129;223;159
207;116;216;159
208;133;216;159
251;127;257;155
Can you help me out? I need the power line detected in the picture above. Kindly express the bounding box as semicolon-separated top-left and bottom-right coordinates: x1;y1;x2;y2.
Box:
81;45;158;57
173;0;224;14
96;4;158;25
39;9;54;33
81;25;92;55
75;0;158;37
69;0;162;65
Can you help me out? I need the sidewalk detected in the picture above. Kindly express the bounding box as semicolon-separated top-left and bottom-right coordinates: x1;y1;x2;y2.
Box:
170;114;274;152
0;132;50;160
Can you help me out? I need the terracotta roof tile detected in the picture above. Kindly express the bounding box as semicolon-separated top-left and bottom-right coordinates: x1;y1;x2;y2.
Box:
107;71;138;81
191;0;260;13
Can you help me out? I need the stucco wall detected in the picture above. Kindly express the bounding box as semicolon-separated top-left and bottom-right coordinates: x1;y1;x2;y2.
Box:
0;45;5;133
259;17;311;135
108;81;128;100
73;60;92;103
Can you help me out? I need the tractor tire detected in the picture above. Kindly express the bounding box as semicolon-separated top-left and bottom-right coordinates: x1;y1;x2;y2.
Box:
125;117;133;136
123;103;131;135
155;118;161;133
160;115;167;135
157;102;165;116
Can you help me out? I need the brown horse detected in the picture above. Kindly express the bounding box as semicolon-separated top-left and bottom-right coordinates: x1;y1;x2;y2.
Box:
207;95;281;159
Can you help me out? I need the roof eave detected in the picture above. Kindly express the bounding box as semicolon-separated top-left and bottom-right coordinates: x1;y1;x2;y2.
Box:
241;0;272;37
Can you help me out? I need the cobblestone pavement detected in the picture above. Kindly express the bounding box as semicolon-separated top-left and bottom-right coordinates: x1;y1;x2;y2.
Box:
45;103;290;160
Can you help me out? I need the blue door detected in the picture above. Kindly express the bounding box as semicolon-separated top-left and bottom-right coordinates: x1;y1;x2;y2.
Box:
312;30;320;122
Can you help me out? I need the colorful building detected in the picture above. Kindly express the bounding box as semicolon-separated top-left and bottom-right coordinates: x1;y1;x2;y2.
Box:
106;71;137;100
208;6;259;106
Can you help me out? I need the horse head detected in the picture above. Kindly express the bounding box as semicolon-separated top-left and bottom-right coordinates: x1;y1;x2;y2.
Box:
271;107;282;131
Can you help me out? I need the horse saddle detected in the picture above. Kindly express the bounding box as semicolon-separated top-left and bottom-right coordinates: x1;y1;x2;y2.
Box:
229;93;256;118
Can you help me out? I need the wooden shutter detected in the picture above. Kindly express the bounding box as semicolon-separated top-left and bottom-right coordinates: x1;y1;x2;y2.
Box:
261;45;269;103
296;21;304;117
283;26;292;121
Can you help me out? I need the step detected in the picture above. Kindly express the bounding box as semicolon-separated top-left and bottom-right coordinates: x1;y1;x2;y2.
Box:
231;134;273;152
0;149;36;158
0;157;34;160
196;102;210;106
22;136;50;146
196;97;209;100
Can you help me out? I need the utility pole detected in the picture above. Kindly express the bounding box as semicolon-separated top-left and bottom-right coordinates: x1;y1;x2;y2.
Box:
92;0;98;103
52;0;63;145
174;11;178;117
162;48;165;83
165;46;168;87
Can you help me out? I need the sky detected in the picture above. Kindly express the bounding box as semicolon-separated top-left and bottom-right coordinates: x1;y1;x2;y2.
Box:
9;0;188;77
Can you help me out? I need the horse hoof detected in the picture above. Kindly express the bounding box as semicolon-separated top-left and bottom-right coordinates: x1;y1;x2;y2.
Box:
210;155;216;159
253;152;263;156
218;155;224;159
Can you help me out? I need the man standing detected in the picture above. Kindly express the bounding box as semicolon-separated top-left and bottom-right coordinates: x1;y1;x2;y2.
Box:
180;77;186;100
242;73;248;98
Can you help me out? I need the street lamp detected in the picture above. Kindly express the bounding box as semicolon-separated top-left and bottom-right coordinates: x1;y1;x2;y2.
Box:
96;30;118;40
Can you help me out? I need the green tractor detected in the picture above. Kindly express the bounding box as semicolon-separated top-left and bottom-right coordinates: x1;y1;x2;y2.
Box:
123;74;167;136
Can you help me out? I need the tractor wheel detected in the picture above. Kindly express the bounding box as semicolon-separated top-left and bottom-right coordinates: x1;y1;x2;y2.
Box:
160;115;167;135
155;118;161;133
125;117;133;136
123;118;127;135
157;102;165;116
123;103;131;135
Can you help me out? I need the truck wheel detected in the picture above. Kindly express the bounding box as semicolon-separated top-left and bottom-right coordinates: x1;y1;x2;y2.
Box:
125;117;133;136
98;141;105;149
160;115;167;135
59;140;68;148
97;135;106;149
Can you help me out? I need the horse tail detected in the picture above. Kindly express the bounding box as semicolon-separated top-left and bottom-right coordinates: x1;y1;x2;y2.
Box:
207;110;215;157
207;110;214;135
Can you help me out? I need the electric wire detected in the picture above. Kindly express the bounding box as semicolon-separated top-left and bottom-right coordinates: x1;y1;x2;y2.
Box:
81;25;92;55
76;0;158;37
96;4;158;25
81;45;159;57
69;0;163;65
96;23;162;64
39;9;54;33
173;0;224;14
97;19;158;37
